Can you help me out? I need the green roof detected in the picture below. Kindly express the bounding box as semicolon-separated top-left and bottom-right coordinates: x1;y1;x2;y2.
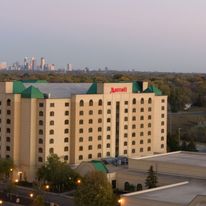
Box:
13;81;26;94
132;81;143;93
21;80;47;83
144;85;162;96
87;83;97;94
91;160;108;173
21;86;44;99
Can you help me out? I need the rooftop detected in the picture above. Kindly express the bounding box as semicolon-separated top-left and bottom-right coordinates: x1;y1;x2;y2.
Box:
132;151;206;168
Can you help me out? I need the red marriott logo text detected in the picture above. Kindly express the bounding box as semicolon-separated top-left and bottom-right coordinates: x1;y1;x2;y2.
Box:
110;87;127;93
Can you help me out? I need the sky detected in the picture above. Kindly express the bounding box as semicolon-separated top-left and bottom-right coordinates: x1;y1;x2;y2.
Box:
1;0;206;72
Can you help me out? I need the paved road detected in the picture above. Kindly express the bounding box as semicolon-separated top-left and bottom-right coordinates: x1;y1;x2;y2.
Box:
168;111;206;116
0;183;75;206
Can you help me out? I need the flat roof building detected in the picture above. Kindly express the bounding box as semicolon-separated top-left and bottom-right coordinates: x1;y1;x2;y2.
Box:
0;80;167;181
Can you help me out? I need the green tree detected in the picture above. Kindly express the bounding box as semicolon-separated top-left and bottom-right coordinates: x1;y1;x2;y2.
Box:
31;195;45;206
145;166;158;189
37;154;80;192
0;158;13;180
167;133;180;152
74;171;117;206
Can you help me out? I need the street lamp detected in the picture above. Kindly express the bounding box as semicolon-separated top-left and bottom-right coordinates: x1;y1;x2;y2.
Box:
76;179;81;185
178;128;181;145
118;198;122;205
29;193;34;198
0;200;3;205
45;184;50;190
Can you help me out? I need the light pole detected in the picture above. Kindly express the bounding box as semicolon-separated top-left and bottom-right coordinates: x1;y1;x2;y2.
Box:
178;128;181;146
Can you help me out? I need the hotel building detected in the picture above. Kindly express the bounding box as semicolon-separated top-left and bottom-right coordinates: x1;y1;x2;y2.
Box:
0;80;167;181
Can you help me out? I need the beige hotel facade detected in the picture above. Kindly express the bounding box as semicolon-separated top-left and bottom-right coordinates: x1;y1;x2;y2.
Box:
0;80;167;181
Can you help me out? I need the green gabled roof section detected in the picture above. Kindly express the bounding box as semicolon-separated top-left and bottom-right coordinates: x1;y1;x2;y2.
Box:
13;81;26;94
21;86;44;99
21;80;47;83
87;83;97;94
91;160;108;173
144;85;162;96
132;81;143;93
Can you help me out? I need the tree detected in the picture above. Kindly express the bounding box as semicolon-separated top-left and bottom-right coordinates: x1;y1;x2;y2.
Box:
145;166;158;189
74;171;117;206
31;195;45;206
36;154;80;192
167;133;180;152
0;158;13;180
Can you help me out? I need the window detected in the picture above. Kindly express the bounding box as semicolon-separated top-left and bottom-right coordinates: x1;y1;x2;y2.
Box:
98;136;102;141
39;120;43;126
7;99;11;106
39;129;43;135
161;129;164;133
107;101;111;106
106;152;110;156
88;136;92;141
148;131;151;136
50;103;55;107
148;98;152;104
49;130;54;135
132;116;136;121
38;148;43;153
6;128;10;133
89;110;93;115
64;146;69;151
140;98;144;104
80;100;84;107
140;124;144;128
124;117;128;121
98;100;103;106
79;111;84;116
107;135;110;140
39;103;44;107
148;115;151;120
132;149;135;153
148;139;151;143
50;111;54;116
79;120;83;125
140;148;143;152
79;155;83;160
50;120;54;125
124;142;127;146
148;123;151;128
161;121;164;126
39;139;43;144
107;143;110;148
79;129;83;133
161;144;164;148
124;133;128;138
98;144;101;149
79;146;83;151
132;125;136;129
107;118;111;123
88;128;93;133
6;137;10;142
107;109;111;114
161;106;165;110
140;108;144;112
140;140;143;144
64;137;69;143
88;119;93;124
161;99;165;103
107;127;111;131
39;111;43;116
89;100;93;106
132;141;135;145
132;98;136;104
88;154;92;159
98;127;102;132
98;110;102;115
7;110;11;115
64;155;68;161
49;139;54;144
65;102;69;107
124;109;128;113
132;108;136;112
140;132;144;136
65;129;69;134
125;101;128;105
6;119;11;124
140;116;144;120
148;107;152;112
88;145;92;150
98;153;101;158
147;147;151;151
65;120;69;125
65;111;69;116
98;118;102;123
49;148;54;154
132;132;136;137
124;150;127;154
161;114;165;118
38;157;43;162
124;125;128;130
79;137;83;142
161;136;164;141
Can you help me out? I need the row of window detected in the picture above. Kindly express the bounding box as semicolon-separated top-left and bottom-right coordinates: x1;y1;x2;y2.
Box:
38;137;69;144
39;102;70;107
39;120;69;126
39;111;69;117
39;128;69;135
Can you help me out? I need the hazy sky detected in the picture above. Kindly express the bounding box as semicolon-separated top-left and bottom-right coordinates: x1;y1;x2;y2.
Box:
1;0;206;72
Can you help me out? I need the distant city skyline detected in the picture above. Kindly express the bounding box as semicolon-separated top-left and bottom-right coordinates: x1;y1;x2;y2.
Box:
1;0;206;72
